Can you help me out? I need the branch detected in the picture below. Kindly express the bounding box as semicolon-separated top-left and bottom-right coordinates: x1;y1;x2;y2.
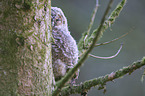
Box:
89;43;123;59
95;31;129;47
60;57;145;96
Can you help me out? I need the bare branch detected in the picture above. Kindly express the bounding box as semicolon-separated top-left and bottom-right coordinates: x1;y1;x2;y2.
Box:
95;32;129;47
89;43;123;59
141;69;145;82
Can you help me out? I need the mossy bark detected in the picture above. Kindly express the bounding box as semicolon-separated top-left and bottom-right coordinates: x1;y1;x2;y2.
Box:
0;0;53;95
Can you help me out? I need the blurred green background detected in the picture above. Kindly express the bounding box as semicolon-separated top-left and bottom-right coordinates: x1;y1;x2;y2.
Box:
52;0;145;96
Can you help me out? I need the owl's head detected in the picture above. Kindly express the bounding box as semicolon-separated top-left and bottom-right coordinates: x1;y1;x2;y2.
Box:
51;7;68;30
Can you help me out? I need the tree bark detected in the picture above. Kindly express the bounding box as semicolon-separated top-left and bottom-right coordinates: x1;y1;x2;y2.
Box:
0;0;53;95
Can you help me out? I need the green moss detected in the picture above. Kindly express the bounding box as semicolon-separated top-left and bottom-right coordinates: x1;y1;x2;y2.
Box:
23;0;33;10
3;9;10;19
13;0;23;4
37;4;44;10
141;57;145;64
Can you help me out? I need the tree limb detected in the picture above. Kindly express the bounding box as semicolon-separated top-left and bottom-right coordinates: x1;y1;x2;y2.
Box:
60;57;145;96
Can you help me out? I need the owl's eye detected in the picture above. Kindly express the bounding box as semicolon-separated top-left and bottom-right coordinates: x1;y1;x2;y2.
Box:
54;18;62;26
55;18;62;22
54;14;63;26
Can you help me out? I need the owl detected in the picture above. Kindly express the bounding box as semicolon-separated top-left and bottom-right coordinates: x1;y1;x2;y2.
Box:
51;7;79;82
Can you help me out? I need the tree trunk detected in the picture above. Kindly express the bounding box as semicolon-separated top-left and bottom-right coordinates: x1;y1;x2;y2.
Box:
0;0;53;95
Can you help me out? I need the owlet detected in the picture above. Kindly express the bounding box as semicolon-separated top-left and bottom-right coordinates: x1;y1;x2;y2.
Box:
51;7;79;81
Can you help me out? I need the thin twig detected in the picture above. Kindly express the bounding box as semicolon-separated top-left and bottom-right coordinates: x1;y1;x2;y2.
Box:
78;0;99;52
89;43;123;59
141;69;145;82
85;0;99;38
95;32;129;47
